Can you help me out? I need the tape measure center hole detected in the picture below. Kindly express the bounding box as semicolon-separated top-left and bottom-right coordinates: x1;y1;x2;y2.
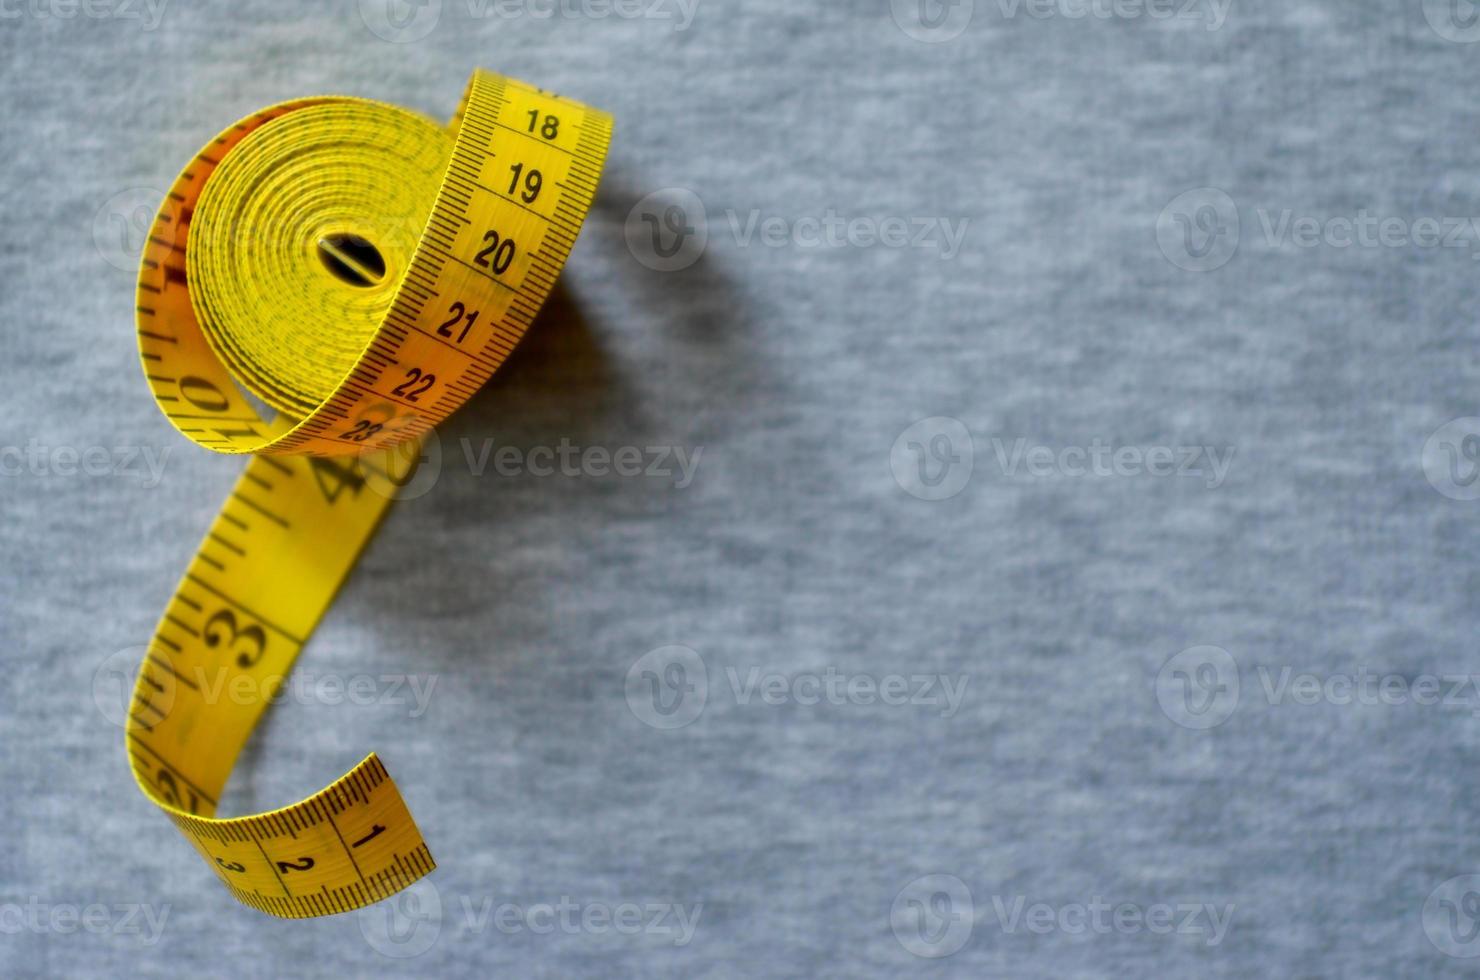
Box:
315;231;387;289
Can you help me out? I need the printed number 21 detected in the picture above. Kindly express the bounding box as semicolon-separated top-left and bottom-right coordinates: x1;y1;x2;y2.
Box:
437;301;479;343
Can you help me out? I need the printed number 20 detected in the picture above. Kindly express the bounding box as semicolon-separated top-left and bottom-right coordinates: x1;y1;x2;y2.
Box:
473;230;516;275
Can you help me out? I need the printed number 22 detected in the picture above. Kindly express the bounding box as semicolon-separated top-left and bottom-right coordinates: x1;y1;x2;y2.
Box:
391;367;435;403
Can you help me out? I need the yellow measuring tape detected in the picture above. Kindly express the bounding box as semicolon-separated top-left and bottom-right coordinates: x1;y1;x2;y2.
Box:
126;69;611;918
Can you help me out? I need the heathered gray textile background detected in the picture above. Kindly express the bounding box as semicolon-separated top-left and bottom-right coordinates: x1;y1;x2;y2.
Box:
4;0;1480;975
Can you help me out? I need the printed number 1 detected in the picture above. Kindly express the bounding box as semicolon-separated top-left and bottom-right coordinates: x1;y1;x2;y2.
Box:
352;825;386;848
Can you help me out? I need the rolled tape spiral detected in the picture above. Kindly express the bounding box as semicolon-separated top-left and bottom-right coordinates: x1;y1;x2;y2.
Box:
127;69;611;918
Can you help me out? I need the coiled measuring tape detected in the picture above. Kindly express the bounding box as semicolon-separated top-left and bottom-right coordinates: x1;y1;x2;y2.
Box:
126;70;611;918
